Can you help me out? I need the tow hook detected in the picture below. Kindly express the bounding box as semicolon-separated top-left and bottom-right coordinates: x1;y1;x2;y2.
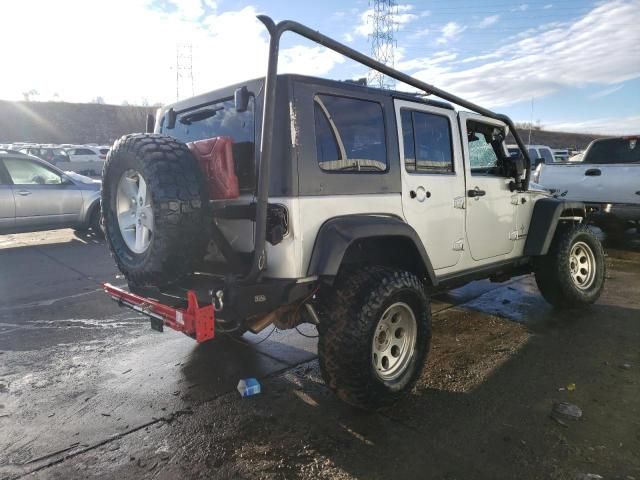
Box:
213;290;224;312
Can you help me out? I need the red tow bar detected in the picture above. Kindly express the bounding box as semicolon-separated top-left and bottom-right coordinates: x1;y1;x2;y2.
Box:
103;283;215;343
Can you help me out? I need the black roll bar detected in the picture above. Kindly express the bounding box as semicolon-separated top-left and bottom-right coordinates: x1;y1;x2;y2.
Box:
244;15;531;282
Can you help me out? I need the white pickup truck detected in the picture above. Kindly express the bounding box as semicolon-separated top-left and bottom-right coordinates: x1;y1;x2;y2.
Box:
535;136;640;233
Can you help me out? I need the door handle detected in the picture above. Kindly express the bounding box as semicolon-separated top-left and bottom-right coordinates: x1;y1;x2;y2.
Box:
585;168;601;176
409;187;430;201
468;188;486;198
17;190;32;196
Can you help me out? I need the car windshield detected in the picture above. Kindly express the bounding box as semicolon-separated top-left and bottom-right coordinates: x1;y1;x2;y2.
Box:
584;138;640;164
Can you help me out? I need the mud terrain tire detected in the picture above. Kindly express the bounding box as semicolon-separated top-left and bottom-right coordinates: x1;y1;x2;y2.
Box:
102;133;209;286
534;223;605;308
318;267;431;410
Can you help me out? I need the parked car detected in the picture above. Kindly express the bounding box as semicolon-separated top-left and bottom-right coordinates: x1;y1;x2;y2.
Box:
552;149;570;162
535;135;640;235
18;146;70;166
65;146;104;162
507;144;556;166
0;150;102;235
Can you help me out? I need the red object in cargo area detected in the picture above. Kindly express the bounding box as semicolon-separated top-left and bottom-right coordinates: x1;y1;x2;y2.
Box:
187;136;240;200
103;283;215;343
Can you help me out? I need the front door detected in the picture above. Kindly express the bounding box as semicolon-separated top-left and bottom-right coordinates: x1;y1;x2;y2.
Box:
395;100;465;270
459;113;516;261
2;158;83;230
0;163;15;233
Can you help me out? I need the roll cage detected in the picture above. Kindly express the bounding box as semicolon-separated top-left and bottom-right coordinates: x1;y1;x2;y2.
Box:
245;15;532;283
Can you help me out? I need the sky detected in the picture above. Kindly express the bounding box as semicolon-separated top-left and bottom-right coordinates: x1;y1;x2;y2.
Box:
2;0;639;134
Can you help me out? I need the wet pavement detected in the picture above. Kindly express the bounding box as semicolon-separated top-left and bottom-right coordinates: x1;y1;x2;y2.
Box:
0;229;639;479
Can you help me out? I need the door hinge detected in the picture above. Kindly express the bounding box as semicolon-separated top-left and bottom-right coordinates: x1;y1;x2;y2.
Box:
453;239;464;251
453;197;465;209
511;196;519;205
508;230;520;241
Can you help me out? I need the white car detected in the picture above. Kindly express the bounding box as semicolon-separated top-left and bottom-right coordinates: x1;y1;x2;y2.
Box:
507;144;556;166
65;146;105;162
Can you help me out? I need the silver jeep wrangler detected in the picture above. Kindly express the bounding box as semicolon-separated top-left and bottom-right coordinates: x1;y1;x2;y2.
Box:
101;16;605;409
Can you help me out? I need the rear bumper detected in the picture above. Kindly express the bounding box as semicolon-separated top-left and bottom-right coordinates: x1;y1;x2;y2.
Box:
104;275;318;341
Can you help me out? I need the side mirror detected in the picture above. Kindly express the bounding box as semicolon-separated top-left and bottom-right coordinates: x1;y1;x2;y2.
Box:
146;113;155;133
166;108;176;129
234;86;252;113
61;174;75;185
505;153;525;191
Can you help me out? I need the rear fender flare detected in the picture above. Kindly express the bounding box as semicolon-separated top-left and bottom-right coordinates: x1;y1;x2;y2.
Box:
306;214;437;285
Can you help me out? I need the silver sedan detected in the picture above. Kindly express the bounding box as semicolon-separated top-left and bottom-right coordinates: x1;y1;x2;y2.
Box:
0;150;101;235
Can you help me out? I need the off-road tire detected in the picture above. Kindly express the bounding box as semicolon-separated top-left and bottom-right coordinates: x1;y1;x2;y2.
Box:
102;133;209;286
534;223;605;308
318;267;431;410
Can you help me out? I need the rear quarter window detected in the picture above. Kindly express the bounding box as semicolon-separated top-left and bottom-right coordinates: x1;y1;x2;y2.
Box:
313;94;387;173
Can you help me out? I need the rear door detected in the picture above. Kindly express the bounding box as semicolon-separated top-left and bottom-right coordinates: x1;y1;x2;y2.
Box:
0;161;16;233
459;113;517;261
395;100;465;270
3;157;84;230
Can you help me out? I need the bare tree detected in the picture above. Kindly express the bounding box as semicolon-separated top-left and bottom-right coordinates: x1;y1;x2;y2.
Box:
22;89;39;101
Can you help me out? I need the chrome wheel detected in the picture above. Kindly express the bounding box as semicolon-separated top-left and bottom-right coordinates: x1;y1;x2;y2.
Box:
116;170;153;254
372;302;417;381
569;241;596;290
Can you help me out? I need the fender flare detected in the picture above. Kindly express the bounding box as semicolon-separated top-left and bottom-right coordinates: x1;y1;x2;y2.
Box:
524;198;585;256
306;214;437;285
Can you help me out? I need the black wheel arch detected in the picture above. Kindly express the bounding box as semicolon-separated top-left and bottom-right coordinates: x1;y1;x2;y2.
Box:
306;214;437;286
524;198;586;256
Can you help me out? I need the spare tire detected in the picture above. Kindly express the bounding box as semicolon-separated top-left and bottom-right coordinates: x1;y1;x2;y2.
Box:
102;133;209;286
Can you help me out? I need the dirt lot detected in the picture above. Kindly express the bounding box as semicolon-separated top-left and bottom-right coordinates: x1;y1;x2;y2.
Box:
0;230;638;480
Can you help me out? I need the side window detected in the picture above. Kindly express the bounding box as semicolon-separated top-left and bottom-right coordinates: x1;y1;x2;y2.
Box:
527;148;538;161
0;162;10;185
3;158;63;185
313;94;387;172
467;120;505;175
401;109;453;174
76;148;95;155
540;148;554;164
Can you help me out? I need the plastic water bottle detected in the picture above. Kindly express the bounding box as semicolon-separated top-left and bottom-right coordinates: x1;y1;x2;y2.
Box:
237;378;261;397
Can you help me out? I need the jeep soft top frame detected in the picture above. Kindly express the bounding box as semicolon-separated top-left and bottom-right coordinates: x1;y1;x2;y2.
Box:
246;16;532;283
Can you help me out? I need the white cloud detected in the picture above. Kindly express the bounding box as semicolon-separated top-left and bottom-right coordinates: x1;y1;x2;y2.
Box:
478;15;500;28
437;22;467;44
343;32;354;43
511;4;529;12
544;115;640;135
543;4;553;9
403;0;640;107
0;1;344;105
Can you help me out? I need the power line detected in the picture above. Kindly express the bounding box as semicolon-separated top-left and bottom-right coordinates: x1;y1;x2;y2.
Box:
368;0;398;89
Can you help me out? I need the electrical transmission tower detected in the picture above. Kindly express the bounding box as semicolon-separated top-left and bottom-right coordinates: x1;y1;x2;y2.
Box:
176;43;194;101
368;0;398;89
